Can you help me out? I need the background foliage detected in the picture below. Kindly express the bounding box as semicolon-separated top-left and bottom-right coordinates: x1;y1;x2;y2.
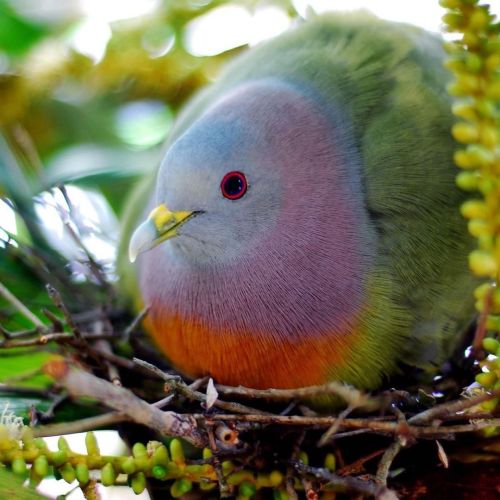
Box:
0;0;296;408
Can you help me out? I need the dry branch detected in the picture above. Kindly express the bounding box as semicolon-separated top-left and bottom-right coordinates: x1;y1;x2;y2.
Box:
214;381;380;410
0;280;46;329
42;358;206;447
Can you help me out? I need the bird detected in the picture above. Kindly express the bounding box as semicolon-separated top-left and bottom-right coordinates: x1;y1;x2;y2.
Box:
126;12;477;391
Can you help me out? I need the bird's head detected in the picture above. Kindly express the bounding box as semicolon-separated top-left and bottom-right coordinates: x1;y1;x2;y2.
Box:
129;78;333;266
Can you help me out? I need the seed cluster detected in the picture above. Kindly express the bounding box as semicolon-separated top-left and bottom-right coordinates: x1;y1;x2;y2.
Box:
442;0;499;292
0;428;319;497
441;0;500;398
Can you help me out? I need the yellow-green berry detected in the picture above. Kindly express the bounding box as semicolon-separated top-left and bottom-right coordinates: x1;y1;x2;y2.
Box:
483;337;499;353
60;463;76;483
85;432;100;456
121;456;136;475
11;457;27;476
101;463;116;487
34;455;49;477
76;463;90;485
169;439;184;464
170;478;193;498
476;371;497;387
131;472;146;495
152;465;168;480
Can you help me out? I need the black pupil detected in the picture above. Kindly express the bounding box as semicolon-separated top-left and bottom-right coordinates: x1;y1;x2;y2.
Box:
224;175;244;196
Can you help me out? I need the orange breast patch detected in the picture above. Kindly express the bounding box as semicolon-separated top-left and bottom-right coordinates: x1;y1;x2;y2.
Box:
146;311;359;389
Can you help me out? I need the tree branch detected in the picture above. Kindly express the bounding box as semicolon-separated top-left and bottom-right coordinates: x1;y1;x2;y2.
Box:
42;358;206;447
0;280;46;329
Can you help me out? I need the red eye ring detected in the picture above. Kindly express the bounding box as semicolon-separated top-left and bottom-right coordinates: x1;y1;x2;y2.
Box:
221;171;247;200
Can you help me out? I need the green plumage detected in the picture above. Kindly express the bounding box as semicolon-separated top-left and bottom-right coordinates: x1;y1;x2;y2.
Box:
123;13;477;389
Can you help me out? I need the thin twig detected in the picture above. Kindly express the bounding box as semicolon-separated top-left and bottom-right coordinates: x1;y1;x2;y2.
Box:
93;322;121;386
337;449;386;476
46;284;83;341
292;461;397;499
134;358;273;416
0;384;52;398
215;381;380;410
0;331;116;348
33;412;128;438
0;325;39;339
153;395;175;408
41;308;64;332
408;388;500;425
122;306;149;342
58;184;110;290
375;441;403;485
189;413;500;439
207;424;231;497
317;405;354;447
0;281;46;329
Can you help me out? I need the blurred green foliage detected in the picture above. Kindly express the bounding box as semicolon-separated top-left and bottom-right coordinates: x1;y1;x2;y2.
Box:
0;0;297;421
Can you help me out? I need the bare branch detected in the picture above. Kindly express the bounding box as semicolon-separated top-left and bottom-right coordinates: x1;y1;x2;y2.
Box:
408;388;500;425
215;381;380;410
292;460;398;499
0;280;46;329
123;306;149;342
32;413;127;438
43;359;206;447
134;358;273;416
375;441;403;485
45;284;83;341
189;413;500;439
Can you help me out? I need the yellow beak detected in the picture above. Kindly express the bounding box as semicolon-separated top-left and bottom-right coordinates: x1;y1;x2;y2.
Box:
128;204;195;262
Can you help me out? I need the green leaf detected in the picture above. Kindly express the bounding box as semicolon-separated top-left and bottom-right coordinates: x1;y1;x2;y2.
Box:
0;466;48;499
0;1;47;56
0;349;53;388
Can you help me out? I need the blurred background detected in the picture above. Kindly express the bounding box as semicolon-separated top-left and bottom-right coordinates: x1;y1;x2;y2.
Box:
0;0;498;270
0;1;498;498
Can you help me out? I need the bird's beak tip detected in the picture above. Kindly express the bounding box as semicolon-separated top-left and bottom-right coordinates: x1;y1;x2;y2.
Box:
128;218;158;263
128;204;196;263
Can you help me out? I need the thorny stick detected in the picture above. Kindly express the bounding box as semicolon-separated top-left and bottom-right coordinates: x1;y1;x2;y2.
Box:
0;281;45;330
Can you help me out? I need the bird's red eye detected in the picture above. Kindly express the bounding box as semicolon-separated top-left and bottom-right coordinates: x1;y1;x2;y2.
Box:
221;171;247;200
